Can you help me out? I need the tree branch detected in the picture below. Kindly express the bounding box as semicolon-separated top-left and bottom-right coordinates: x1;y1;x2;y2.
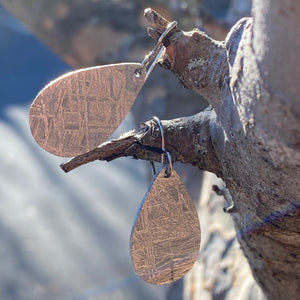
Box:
60;131;136;172
61;111;222;176
144;7;229;108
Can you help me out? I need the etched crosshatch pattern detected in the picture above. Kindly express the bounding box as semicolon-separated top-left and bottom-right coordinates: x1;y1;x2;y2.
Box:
131;169;201;285
29;63;145;157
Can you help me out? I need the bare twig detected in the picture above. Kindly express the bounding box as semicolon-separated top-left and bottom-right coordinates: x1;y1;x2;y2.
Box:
60;132;136;172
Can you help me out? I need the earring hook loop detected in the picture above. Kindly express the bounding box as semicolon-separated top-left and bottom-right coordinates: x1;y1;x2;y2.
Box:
151;116;173;177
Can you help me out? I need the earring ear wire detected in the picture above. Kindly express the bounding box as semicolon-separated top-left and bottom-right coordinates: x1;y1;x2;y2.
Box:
131;116;200;285
135;21;177;79
151;116;173;177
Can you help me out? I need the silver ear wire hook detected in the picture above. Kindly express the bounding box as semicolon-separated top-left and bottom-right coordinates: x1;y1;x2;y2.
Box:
150;160;156;177
151;116;173;177
135;21;177;80
152;116;165;163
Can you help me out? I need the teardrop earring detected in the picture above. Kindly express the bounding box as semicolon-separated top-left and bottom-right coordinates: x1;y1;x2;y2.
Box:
29;21;177;157
130;116;201;285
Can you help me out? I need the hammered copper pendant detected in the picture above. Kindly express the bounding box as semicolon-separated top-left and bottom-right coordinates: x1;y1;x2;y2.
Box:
130;168;201;285
29;63;146;157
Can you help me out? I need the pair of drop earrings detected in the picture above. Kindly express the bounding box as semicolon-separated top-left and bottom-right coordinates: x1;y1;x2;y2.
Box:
29;21;201;285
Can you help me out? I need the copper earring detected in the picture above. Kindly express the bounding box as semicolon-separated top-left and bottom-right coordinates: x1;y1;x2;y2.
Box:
130;116;201;285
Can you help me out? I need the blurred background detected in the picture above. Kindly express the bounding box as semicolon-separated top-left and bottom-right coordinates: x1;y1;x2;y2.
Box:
0;1;265;300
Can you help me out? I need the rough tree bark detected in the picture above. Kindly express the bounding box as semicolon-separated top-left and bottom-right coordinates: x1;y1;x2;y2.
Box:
2;0;299;299
61;2;300;299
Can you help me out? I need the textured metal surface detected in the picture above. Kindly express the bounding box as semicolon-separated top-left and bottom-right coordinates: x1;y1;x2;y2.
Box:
29;63;145;157
130;168;201;285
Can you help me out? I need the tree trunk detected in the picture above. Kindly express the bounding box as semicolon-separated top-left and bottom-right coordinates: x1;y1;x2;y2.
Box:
147;2;300;298
2;1;299;299
155;2;300;298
